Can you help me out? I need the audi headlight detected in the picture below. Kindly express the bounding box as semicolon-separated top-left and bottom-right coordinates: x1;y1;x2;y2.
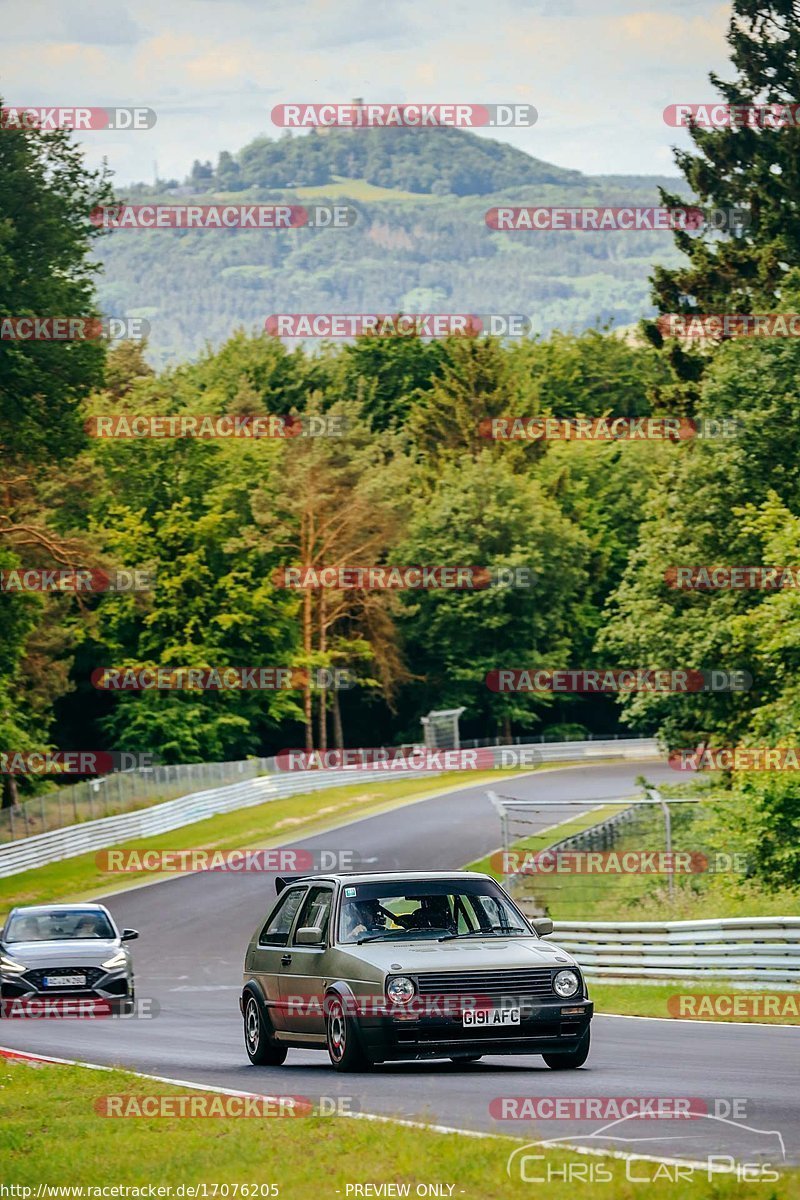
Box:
101;950;127;971
386;975;416;1005
0;954;26;976
553;969;580;998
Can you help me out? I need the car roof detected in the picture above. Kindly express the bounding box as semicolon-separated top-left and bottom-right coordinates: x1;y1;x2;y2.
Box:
8;903;110;915
290;871;491;885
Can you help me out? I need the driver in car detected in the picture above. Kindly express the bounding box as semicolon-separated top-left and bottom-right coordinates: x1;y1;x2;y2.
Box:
74;915;101;938
392;895;455;933
343;898;388;940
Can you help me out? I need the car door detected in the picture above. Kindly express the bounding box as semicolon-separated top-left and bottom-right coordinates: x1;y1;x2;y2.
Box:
278;884;335;1038
249;885;308;1032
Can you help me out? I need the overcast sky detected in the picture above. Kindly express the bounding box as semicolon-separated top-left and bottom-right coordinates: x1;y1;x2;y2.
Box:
1;0;733;184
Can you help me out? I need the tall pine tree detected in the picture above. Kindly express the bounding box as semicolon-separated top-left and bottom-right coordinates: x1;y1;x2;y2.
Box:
648;1;800;389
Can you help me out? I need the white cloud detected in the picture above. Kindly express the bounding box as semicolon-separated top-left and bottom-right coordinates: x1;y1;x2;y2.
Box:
0;0;734;181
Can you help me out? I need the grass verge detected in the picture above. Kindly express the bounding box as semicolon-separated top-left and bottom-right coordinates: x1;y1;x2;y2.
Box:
1;1058;796;1196
468;802;630;878
590;983;800;1026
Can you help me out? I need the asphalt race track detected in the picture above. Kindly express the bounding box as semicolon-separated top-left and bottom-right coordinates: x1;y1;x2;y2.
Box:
2;761;797;1170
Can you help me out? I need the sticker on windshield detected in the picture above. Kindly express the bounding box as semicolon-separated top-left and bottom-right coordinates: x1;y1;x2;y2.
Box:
344;886;357;896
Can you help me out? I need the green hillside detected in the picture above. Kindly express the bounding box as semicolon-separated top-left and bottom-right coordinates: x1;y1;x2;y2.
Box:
99;128;685;364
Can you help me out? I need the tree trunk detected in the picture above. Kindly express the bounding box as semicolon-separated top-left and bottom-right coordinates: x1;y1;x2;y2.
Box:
332;688;344;749
1;775;19;810
317;590;327;750
303;587;313;751
502;713;512;742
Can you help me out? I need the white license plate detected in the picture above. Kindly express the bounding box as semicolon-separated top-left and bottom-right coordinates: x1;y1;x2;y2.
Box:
43;975;87;987
463;1007;520;1027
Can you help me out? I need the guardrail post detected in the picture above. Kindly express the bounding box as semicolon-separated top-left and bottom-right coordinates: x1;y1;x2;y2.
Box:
648;787;674;902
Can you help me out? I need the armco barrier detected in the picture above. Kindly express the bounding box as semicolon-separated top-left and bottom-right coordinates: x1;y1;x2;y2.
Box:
535;917;800;985
0;736;659;879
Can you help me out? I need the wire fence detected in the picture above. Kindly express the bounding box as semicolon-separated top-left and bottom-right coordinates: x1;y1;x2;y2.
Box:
0;734;659;846
0;759;268;845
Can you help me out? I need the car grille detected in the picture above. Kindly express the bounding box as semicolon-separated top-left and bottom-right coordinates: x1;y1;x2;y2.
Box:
23;967;106;991
415;968;557;1001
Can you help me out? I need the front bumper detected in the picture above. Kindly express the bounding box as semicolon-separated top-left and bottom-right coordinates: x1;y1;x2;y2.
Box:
1;967;132;1012
358;1000;593;1061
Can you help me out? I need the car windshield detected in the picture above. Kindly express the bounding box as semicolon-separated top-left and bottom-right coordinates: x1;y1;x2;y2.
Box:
5;909;115;943
337;880;530;944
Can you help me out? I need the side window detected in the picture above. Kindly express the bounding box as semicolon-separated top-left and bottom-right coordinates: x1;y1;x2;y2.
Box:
259;887;307;946
293;886;333;945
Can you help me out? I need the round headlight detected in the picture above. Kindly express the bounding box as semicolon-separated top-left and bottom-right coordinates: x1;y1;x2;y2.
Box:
553;969;580;998
386;975;415;1005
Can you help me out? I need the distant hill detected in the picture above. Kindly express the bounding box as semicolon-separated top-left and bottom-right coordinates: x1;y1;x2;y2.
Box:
186;126;584;196
99;128;685;365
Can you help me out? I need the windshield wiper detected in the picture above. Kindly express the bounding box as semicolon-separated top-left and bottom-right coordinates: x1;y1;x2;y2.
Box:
438;925;524;941
356;926;454;944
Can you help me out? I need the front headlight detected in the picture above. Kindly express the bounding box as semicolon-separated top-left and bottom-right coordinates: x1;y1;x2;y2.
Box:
386;975;416;1005
101;950;127;971
0;954;27;976
553;969;580;998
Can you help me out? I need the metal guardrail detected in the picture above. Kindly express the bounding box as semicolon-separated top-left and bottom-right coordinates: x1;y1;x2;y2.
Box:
0;736;658;878
0;766;436;879
532;916;800;985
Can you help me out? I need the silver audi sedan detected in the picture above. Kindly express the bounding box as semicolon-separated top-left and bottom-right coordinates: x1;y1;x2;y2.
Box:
0;903;138;1015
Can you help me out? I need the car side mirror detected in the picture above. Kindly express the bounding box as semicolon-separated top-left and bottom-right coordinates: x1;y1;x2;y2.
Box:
295;926;324;946
531;917;553;937
121;929;139;941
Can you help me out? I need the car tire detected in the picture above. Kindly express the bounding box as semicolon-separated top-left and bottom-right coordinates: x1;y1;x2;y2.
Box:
243;992;288;1066
326;993;371;1072
542;1028;590;1070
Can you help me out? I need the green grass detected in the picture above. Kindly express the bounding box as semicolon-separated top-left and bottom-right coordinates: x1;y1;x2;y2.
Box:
468;801;800;1026
591;982;800;1026
287;177;437;201
474;794;800;922
468;803;630;878
1;1059;797;1196
0;767;534;916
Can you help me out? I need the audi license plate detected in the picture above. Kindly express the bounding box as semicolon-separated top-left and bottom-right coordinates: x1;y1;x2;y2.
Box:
43;974;87;987
463;1007;520;1027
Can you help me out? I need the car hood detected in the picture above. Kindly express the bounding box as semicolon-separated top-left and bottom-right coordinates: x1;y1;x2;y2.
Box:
342;937;578;975
1;940;121;968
